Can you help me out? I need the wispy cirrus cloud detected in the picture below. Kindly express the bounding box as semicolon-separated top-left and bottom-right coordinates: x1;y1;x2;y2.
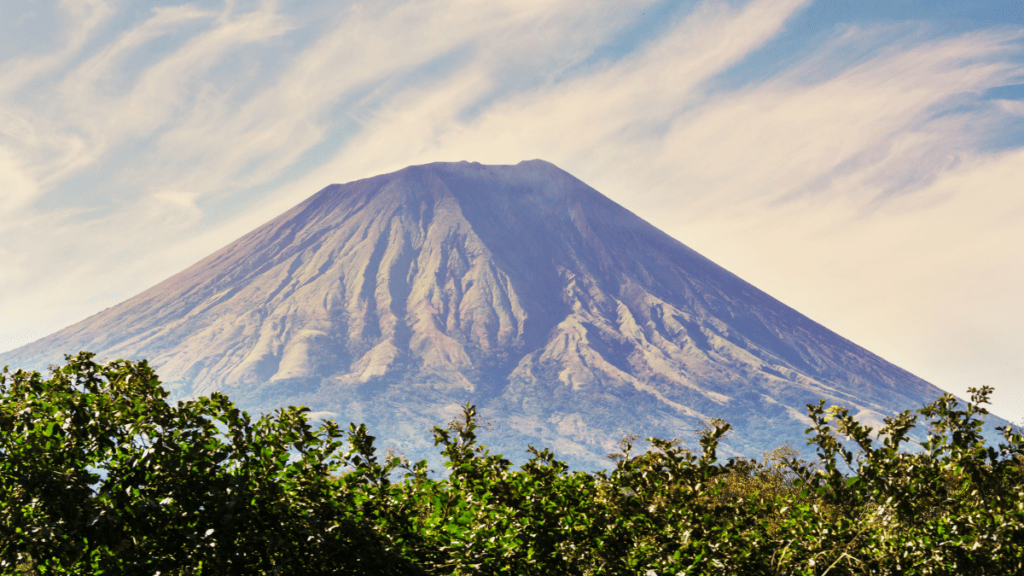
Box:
306;0;813;179
0;0;115;96
45;4;292;187
140;0;661;195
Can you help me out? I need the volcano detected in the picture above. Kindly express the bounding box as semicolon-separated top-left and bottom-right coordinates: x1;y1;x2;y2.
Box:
1;160;954;467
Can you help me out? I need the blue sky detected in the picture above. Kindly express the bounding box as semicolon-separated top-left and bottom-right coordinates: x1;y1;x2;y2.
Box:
1;0;1022;422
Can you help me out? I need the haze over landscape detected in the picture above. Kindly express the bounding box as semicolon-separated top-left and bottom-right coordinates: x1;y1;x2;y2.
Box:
1;0;1023;426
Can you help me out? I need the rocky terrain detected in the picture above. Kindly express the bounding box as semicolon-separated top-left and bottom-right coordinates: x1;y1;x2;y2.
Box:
1;160;966;467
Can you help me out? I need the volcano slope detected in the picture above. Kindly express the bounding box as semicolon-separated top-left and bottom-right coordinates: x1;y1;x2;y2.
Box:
1;160;961;467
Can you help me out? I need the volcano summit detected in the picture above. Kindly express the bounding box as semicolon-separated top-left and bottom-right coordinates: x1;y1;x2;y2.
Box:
1;160;950;466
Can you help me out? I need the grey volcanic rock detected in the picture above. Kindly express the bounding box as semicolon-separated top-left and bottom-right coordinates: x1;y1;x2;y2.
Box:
1;160;961;467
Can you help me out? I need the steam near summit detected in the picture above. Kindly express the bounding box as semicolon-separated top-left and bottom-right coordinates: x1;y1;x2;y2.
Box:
1;160;954;466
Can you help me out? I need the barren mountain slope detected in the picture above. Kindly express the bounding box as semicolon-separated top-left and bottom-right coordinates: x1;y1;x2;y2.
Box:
2;160;958;466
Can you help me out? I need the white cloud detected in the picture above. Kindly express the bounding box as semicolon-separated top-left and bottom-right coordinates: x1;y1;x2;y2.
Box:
0;2;294;208
0;147;38;211
995;98;1024;115
0;0;114;95
304;0;813;180
47;3;294;185
137;0;660;196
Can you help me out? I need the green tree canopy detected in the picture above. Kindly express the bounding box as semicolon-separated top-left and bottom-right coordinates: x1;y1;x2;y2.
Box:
0;352;414;574
3;353;1024;575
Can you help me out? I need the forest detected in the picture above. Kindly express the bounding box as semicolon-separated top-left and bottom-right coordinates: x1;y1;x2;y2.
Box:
2;352;1023;575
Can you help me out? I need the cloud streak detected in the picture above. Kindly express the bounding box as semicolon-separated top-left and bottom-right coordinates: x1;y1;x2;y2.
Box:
0;0;115;96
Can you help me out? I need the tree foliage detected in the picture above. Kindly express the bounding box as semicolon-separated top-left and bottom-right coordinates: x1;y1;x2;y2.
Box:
3;352;1023;575
0;353;413;574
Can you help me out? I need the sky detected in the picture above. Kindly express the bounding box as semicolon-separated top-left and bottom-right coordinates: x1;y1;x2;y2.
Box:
1;0;1023;422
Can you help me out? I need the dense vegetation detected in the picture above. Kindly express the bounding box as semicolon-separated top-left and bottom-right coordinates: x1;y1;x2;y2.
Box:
2;353;1023;575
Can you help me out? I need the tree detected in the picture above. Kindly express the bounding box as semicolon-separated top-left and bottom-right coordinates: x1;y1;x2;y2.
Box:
5;352;1024;575
0;353;415;575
